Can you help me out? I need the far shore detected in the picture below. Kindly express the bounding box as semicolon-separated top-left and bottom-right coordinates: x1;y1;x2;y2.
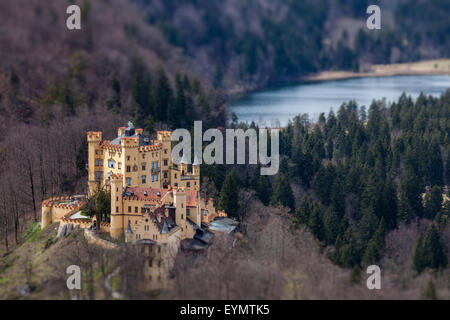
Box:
305;59;450;82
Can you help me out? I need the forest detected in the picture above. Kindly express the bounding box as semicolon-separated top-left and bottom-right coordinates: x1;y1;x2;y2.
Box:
0;0;449;299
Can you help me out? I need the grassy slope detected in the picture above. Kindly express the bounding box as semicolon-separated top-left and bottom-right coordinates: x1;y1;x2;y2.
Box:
0;223;82;299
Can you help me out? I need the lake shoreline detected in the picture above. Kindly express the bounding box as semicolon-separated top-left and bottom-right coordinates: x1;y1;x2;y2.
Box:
226;59;450;99
304;59;450;82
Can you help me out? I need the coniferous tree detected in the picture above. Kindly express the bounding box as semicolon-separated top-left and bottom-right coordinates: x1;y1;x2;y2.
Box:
324;206;340;245
362;219;386;266
271;174;295;212
413;224;447;273
308;207;324;241
153;65;172;123
425;279;437;300
218;171;239;218
424;186;443;220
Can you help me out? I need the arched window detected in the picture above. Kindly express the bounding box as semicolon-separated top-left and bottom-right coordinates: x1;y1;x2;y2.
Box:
108;159;115;168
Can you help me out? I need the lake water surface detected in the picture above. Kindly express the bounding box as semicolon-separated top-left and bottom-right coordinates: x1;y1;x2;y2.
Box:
229;75;450;127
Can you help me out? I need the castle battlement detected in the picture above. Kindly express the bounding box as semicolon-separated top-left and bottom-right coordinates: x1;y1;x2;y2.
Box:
88;122;200;196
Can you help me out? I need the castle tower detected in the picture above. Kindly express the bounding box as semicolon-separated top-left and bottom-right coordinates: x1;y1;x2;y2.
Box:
41;204;52;229
179;152;189;176
120;136;140;187
173;188;187;237
87;131;103;195
192;155;200;176
157;131;172;186
110;173;124;239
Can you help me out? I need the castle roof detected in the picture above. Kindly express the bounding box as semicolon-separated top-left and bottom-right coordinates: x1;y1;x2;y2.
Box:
123;187;170;201
109;133;150;147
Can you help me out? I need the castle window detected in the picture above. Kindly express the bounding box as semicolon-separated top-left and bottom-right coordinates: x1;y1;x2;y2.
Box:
186;209;190;216
127;156;130;161
158;246;161;253
142;154;145;159
116;207;119;213
135;207;138;213
164;171;168;178
126;166;131;172
128;206;131;213
118;162;122;169
152;175;154;182
142;175;146;184
156;174;158;182
156;161;158;168
174;173;177;179
164;149;168;154
126;177;131;186
149;259;152;267
100;160;103;166
164;159;168;166
142;163;146;170
133;165;138;172
116;197;118;201
187;182;190;188
108;160;115;168
95;160;99;166
152;162;154;169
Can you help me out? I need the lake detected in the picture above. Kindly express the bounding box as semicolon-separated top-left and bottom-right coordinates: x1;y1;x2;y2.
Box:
229;75;450;127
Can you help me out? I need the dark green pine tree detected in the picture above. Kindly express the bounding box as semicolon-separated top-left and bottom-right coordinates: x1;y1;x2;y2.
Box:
427;140;443;186
398;170;424;221
335;228;360;268
424;279;437;300
270;174;295;212
413;224;447;274
257;174;272;206
324;206;340;245
218;171;239;218
362;218;386;266
131;58;151;126
424;186;443;220
152;65;173;123
105;72;122;114
308;207;324;241
172;73;186;128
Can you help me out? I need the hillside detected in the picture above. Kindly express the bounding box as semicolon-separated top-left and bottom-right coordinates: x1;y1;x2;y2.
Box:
1;0;449;128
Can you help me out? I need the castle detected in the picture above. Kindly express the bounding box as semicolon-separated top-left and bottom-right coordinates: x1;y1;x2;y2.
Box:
41;122;227;289
87;121;200;195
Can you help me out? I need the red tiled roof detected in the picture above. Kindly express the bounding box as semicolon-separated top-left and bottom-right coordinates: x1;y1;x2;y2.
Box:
123;187;170;201
186;190;198;207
